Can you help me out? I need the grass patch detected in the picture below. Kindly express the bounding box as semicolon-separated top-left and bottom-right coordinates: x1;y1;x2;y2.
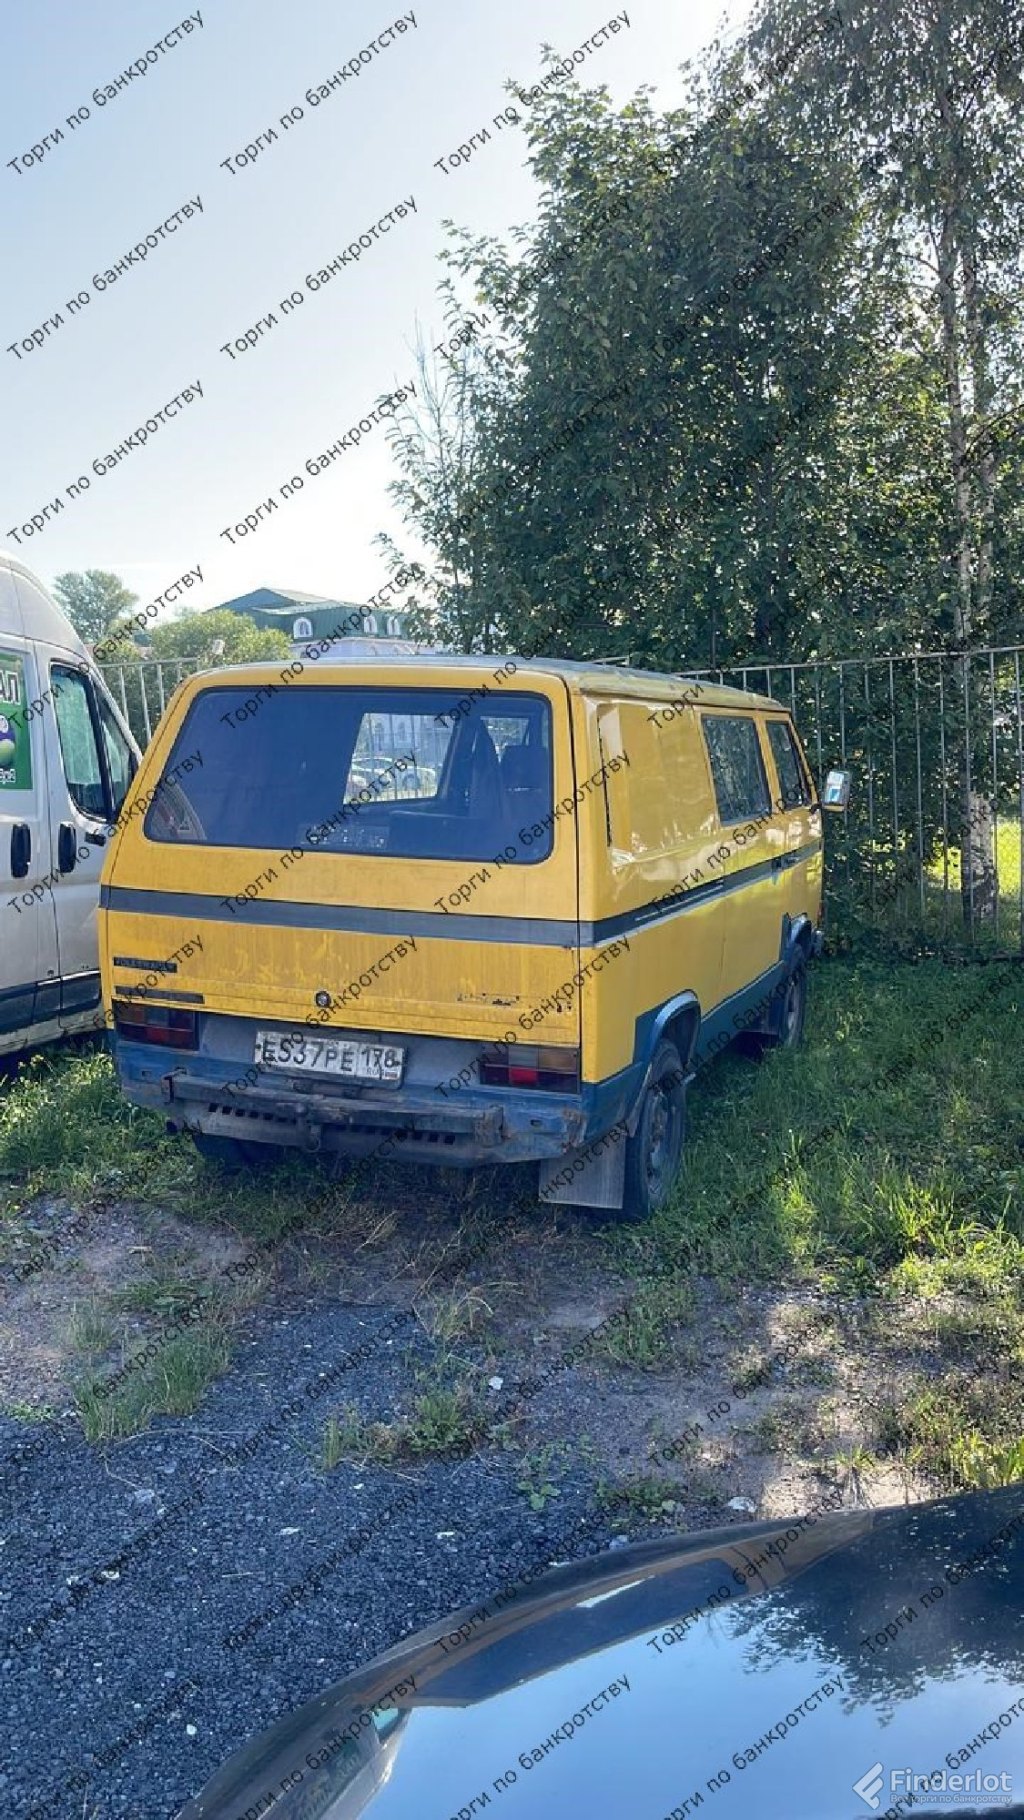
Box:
624;957;1024;1300
874;1377;1024;1492
0;1037;374;1252
414;1284;496;1347
320;1379;490;1468
948;1433;1024;1489
66;1302;117;1359
72;1321;233;1443
12;961;1019;1309
745;1399;838;1457
830;1443;879;1477
730;1351;775;1395
833;821;1023;956
109;1271;217;1318
592;955;1024;1495
5;956;1024;1486
1;1399;57;1423
590;1275;695;1370
320;1407;368;1471
598;1473;710;1528
515;1442;573;1511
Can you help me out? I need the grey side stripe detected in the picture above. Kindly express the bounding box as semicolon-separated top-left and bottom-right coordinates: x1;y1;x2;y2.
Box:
100;886;578;948
100;839;822;950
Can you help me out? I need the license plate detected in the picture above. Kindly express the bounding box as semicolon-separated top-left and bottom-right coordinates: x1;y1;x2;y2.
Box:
253;1030;405;1083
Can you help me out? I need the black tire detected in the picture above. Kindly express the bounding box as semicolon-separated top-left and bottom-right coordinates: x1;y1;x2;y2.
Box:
776;963;808;1049
738;963;808;1056
191;1132;268;1170
618;1039;687;1223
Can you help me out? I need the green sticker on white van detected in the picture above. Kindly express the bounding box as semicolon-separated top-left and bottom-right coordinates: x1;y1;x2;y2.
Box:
0;653;32;791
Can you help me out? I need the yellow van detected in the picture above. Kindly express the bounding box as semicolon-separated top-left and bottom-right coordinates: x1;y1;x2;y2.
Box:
98;655;831;1220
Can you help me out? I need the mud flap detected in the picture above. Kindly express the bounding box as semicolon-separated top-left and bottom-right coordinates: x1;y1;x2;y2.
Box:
537;1124;628;1210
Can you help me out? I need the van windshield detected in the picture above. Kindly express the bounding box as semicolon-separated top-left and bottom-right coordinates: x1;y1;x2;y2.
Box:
143;684;554;863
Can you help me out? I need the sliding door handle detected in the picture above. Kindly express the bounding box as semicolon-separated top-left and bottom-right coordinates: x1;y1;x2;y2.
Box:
10;822;30;879
58;822;78;873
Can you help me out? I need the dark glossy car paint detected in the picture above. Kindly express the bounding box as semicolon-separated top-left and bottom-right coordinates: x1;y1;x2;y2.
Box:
177;1487;1024;1820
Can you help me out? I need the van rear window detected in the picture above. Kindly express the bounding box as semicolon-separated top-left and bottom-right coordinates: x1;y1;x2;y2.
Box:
143;685;554;862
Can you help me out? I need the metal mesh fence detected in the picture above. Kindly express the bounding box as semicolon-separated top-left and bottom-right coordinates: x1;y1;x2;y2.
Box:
685;646;1024;948
100;657;201;748
102;646;1024;948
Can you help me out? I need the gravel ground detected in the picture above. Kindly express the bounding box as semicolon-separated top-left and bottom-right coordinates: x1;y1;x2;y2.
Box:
0;1301;627;1820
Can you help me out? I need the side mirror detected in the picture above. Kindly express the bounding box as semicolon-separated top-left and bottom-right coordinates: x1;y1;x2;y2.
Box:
821;768;852;811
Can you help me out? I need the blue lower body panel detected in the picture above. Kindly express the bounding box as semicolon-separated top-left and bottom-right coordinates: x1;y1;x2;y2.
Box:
114;1013;588;1165
577;956;794;1144
114;946;811;1168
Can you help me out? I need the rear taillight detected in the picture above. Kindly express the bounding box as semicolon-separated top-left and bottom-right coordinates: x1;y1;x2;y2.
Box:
479;1044;579;1092
113;1000;198;1049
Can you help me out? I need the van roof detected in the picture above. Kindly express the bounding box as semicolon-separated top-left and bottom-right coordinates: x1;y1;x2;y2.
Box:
1;548;53;587
188;649;784;713
0;549;89;660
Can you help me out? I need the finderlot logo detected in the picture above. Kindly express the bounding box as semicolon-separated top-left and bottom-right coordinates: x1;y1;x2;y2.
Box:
853;1762;884;1809
853;1762;1014;1810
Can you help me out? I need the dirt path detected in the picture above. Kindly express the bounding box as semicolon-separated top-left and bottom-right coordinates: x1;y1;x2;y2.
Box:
1;1178;932;1524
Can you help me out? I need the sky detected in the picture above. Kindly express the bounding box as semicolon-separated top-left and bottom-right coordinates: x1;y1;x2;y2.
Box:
1;0;747;622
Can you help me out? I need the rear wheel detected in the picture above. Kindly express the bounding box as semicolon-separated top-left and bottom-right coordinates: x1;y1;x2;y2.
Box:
191;1133;268;1170
618;1040;687;1223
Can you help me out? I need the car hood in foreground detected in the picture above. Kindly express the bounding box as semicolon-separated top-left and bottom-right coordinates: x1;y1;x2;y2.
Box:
178;1486;1024;1820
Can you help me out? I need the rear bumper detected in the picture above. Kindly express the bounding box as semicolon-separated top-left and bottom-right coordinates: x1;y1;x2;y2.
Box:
114;1039;589;1164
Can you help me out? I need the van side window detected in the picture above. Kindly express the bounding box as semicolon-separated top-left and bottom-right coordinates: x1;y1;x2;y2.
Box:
52;668;107;819
96;690;136;816
701;714;770;825
766;719;811;809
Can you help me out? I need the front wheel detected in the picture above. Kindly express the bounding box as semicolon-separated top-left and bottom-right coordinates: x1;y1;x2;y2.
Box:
776;964;808;1049
768;963;809;1052
737;963;808;1057
619;1040;687;1223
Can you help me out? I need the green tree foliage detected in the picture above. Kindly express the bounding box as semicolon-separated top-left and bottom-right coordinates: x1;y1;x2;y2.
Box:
146;609;289;666
383;5;1024;676
385;73;890;662
382;8;1024;921
748;0;1024;652
52;570;137;646
105;611;289;747
747;0;1024;914
375;287;523;651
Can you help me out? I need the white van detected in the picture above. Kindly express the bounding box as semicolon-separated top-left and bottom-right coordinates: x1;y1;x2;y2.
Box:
0;550;140;1057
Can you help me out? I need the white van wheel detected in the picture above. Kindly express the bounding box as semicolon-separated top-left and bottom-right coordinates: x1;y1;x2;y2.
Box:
619;1040;686;1222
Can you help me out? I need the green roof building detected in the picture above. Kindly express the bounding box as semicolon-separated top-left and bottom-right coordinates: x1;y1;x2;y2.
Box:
207;586;414;646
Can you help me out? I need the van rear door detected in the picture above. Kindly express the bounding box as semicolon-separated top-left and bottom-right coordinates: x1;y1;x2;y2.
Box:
102;665;582;1062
